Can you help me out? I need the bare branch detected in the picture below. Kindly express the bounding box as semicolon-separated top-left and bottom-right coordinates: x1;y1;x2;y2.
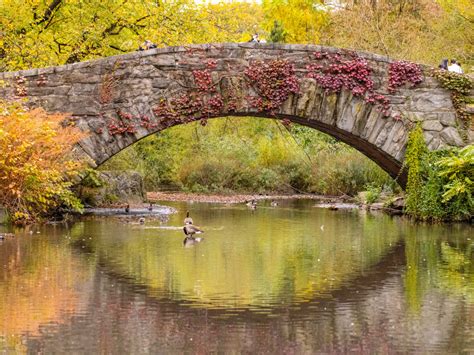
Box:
36;0;63;26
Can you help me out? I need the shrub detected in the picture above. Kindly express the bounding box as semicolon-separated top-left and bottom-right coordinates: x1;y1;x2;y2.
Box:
404;124;473;221
364;183;382;204
0;101;85;224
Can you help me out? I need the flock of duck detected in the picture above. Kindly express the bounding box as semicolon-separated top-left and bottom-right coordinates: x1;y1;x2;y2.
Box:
246;199;278;209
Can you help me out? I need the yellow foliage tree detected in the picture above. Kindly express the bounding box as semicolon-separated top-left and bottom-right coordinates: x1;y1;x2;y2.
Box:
262;0;327;43
321;0;473;68
0;0;264;72
0;101;86;224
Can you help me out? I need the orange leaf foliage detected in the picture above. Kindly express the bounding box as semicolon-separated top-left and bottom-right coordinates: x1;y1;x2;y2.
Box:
0;101;87;223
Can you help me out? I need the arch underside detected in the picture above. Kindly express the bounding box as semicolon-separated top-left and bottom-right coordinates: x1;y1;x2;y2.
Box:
79;113;407;188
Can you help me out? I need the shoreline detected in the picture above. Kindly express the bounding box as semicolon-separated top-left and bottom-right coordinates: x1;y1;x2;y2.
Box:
146;191;355;204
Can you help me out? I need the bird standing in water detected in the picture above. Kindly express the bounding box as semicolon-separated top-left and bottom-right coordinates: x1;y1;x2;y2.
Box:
183;224;204;239
184;211;193;225
125;204;130;213
182;211;204;245
246;200;257;210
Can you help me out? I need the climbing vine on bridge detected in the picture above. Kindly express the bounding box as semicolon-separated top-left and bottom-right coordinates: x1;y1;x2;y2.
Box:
193;70;214;92
106;110;157;135
105;59;226;135
244;59;299;112
102;54;428;138
431;69;473;135
306;51;391;117
14;76;27;97
387;61;423;93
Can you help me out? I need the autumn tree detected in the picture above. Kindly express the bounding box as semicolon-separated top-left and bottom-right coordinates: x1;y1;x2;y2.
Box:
0;101;86;224
320;0;473;68
262;0;327;44
0;0;264;72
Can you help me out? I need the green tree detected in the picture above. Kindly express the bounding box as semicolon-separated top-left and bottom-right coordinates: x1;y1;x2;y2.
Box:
269;20;287;43
262;0;327;44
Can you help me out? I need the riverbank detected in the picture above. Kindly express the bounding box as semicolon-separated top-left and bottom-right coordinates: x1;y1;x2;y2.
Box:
146;191;407;216
147;192;355;204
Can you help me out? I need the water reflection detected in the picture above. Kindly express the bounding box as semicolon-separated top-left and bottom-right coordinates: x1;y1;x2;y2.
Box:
0;200;472;353
0;225;94;352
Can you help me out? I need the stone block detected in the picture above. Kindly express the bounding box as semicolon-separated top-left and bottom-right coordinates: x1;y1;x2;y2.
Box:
280;94;294;115
319;93;338;126
422;120;443;131
71;83;98;95
390;132;408;161
26;87;55;96
440;127;464;146
351;104;372;137
427;138;441;150
39;95;68;111
382;121;405;153
361;108;382;139
69;101;100;116
366;114;388;144
423;131;436;146
439;113;457;126
146;55;177;68
395;145;407;161
372;119;395;148
409;90;453;111
295;78;317;118
335;90;353;129
337;96;367;133
66;73;101;84
53;86;72;96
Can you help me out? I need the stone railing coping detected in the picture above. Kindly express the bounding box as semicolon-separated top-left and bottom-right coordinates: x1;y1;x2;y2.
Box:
0;42;434;80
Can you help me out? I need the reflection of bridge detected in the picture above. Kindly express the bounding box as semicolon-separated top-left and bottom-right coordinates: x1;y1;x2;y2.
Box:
1;43;472;187
24;241;471;353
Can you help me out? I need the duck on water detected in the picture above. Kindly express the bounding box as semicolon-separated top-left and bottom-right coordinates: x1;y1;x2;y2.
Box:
183;211;204;245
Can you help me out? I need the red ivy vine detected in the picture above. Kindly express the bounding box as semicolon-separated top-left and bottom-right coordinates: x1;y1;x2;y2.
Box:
106;110;159;135
15;76;27;97
306;51;391;116
105;59;226;135
103;53;426;137
193;70;214;92
245;59;299;111
307;52;373;96
388;60;423;93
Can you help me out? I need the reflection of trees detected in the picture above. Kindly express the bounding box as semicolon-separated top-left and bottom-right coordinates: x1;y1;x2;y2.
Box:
0;228;93;352
24;241;473;354
2;206;472;353
401;226;474;353
403;225;474;311
69;211;403;308
437;242;474;302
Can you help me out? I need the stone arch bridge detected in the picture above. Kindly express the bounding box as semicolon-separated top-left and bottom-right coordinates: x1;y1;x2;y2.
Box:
1;43;472;187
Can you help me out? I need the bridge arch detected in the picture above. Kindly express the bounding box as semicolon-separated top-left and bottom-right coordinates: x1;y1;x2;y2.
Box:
0;43;470;187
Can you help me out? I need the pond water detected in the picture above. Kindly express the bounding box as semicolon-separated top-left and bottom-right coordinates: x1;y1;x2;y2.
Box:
0;200;473;353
